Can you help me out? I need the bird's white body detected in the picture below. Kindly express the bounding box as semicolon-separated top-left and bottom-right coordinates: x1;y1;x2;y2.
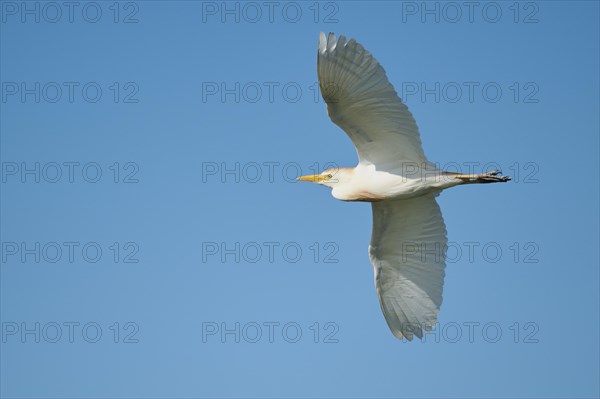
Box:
298;32;509;341
329;164;462;202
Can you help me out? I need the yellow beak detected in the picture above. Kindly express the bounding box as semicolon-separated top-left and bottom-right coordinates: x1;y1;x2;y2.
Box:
297;174;327;183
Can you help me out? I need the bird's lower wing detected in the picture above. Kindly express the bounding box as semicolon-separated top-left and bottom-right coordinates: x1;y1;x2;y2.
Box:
369;193;447;341
318;32;429;170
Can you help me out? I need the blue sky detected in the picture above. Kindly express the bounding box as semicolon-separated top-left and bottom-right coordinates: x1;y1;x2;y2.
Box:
1;1;598;398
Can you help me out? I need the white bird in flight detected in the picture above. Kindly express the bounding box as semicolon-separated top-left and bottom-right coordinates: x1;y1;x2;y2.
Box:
298;32;510;341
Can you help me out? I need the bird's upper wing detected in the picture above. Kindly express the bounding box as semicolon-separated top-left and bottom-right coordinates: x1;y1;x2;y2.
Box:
318;32;429;171
369;193;447;340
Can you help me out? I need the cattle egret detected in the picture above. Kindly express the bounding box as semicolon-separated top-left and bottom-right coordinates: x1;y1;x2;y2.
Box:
298;32;510;341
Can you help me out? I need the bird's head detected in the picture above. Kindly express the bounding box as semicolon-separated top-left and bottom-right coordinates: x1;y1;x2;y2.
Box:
297;167;352;188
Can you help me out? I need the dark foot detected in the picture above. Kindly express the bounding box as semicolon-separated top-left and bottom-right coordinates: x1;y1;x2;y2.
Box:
478;170;511;183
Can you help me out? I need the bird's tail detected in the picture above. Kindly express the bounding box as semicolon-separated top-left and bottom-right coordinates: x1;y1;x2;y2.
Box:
448;170;511;184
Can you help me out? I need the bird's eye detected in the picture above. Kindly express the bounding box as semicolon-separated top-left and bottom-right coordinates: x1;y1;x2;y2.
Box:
327;174;333;179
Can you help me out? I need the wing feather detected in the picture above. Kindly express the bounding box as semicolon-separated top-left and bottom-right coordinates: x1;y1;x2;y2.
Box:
318;32;429;171
369;193;447;340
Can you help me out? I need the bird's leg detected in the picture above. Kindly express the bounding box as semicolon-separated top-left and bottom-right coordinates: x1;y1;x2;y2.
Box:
453;170;511;184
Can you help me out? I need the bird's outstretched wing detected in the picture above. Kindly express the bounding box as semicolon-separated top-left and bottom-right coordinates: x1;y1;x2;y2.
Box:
369;193;447;340
318;32;429;171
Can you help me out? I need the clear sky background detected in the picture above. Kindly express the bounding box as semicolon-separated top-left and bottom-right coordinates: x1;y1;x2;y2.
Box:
1;1;599;398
